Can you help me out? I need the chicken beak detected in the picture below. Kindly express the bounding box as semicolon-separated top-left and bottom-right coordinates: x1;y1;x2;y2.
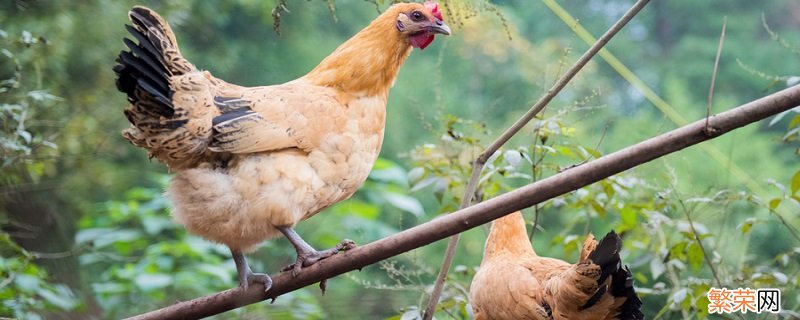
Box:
429;20;451;36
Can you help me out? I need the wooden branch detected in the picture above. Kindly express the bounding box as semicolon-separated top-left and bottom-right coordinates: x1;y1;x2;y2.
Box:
127;85;800;320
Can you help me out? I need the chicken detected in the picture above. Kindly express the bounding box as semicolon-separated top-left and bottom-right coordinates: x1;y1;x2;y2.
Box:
113;2;450;292
469;211;643;320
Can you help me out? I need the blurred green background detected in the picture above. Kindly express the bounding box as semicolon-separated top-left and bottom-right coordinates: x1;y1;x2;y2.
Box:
1;0;799;319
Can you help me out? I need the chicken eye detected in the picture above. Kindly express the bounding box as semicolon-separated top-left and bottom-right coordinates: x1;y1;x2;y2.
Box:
411;11;424;21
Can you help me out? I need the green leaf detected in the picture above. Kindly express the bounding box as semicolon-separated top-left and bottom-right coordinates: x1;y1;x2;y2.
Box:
196;264;232;283
582;146;603;159
769;109;792;126
504;150;522;166
93;229;142;248
14;274;41;293
141;215;173;235
740;218;755;234
563;234;581;255
601;181;615;198
650;256;666;279
369;158;408;186
620;206;637;227
37;285;76;310
687;242;704;271
696;295;710;319
334;200;380;219
134;273;173;291
382;192;424;217
672;287;688;305
26;90;62;102
17;130;31;143
75;228;115;244
783;126;800;141
410;176;441;193
768;198;781;210
791;171;800;195
669;241;688;261
772;271;788;284
407;167;425;185
433;178;448;202
341;216;399;239
789;114;800;129
589;200;605;216
554;145;574;158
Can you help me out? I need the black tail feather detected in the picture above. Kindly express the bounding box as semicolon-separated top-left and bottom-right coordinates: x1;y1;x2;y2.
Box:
114;7;179;120
116;49;168;95
588;231;622;286
127;7;185;70
581;231;643;319
137;78;171;106
128;8;164;49
581;232;621;310
122;38;169;85
123;24;168;71
612;266;644;320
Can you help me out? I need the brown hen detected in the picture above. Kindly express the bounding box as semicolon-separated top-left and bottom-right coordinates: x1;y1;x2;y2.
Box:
469;211;643;319
113;3;450;291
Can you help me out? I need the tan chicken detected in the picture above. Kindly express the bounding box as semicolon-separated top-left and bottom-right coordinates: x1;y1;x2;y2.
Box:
113;3;450;291
469;212;643;319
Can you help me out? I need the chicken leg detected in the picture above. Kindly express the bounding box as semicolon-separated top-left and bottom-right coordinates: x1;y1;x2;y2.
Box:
231;249;273;292
278;227;355;292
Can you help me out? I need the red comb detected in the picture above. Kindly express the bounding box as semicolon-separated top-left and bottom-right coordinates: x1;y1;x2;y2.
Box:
424;1;443;21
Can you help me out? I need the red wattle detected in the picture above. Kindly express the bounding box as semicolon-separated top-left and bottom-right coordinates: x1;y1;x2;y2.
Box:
410;33;435;50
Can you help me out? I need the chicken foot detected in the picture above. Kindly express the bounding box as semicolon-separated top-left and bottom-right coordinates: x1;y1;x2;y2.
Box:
278;226;356;293
231;248;273;292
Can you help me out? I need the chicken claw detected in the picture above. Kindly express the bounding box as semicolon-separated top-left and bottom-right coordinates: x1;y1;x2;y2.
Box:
282;238;357;276
278;227;356;293
231;249;273;292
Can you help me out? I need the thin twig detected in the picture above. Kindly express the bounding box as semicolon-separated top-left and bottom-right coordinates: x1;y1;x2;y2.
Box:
767;206;800;242
127;85;800;320
421;0;652;317
30;245;86;259
676;198;724;287
530;205;541;239
705;16;727;135
529;123;545;240
675;195;746;320
560;121;610;172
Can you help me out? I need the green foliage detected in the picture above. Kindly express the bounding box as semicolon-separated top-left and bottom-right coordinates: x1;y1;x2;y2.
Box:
75;182;230;317
0;28;59;185
397;108;800;318
0;234;78;319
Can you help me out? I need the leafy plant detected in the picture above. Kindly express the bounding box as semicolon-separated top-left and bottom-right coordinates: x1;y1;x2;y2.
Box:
0;233;78;319
0;28;59;185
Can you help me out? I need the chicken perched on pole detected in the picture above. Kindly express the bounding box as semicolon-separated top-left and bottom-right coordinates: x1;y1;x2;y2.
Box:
113;2;450;292
470;211;643;319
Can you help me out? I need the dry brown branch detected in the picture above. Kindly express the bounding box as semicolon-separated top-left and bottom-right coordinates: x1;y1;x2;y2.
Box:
126;83;800;320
